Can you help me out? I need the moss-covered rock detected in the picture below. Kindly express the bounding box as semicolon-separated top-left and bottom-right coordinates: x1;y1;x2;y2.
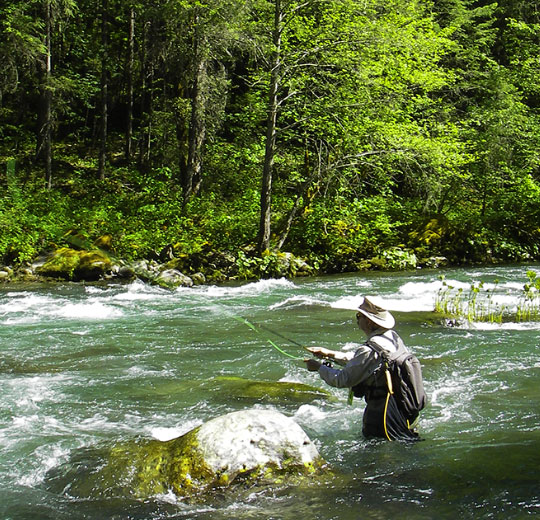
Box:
210;376;335;404
46;409;325;500
93;233;114;251
77;250;113;280
35;247;112;281
36;247;80;279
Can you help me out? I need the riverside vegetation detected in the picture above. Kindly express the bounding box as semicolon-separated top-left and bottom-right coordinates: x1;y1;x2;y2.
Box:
435;270;540;324
2;1;540;284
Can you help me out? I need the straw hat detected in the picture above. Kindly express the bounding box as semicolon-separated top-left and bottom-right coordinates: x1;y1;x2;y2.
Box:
356;296;395;329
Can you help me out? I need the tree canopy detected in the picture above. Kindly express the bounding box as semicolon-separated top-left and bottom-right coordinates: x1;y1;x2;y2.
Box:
1;0;540;273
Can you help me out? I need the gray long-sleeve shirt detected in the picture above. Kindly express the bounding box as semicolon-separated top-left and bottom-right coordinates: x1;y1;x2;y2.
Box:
318;328;400;389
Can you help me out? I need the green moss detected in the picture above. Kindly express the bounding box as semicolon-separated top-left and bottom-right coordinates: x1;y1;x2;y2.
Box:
75;424;325;500
211;376;335;403
93;428;216;499
77;250;112;280
37;247;81;279
45;424;329;503
36;247;111;281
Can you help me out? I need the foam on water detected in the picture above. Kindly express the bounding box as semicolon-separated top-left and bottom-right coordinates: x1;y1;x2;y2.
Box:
16;444;72;487
467;320;540;331
186;277;296;299
332;279;442;312
380;276;540;318
148;419;203;442
125;364;176;378
54;301;124;320
0;293;57;324
269;295;329;310
0;290;126;324
110;280;171;301
7;375;67;411
76;413;125;433
293;401;364;438
331;295;362;310
393;280;445;311
427;374;477;426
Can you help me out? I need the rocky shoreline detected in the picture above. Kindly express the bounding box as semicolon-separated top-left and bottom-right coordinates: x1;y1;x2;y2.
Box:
0;246;318;289
0;244;450;289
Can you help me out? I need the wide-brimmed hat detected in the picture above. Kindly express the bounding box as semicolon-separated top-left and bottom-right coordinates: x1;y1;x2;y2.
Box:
356;296;395;329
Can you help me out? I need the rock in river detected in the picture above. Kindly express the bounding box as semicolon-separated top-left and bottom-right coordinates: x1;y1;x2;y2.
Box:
45;409;325;500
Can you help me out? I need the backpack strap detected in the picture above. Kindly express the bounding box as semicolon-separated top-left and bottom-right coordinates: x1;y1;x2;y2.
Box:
367;331;407;362
350;332;402;401
365;334;396;395
366;332;396;358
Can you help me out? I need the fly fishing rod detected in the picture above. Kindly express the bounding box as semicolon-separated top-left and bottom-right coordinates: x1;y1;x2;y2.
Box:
234;316;308;360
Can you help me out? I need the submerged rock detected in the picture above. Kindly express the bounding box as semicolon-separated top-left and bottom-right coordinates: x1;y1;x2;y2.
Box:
46;409;325;500
210;376;335;404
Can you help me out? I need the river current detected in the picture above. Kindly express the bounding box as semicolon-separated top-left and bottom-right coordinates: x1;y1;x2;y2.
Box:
1;265;539;519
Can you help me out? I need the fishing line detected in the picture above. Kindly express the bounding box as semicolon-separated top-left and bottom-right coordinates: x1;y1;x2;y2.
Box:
234;316;306;360
255;322;305;348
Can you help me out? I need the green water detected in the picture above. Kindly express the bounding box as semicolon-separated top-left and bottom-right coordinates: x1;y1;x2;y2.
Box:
1;266;539;519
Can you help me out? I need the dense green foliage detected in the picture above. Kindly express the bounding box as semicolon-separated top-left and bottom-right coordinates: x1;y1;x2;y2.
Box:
1;0;540;273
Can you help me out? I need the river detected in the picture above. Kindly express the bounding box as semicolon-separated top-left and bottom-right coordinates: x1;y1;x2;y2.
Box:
1;265;539;519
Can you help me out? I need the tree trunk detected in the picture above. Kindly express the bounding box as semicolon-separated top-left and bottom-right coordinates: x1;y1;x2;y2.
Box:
276;147;316;250
125;7;135;163
176;83;189;186
182;16;207;204
258;0;282;253
36;0;53;189
98;0;108;180
138;20;153;169
44;0;52;189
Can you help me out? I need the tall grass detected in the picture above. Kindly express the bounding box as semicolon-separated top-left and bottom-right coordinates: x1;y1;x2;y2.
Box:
516;270;540;321
435;271;540;323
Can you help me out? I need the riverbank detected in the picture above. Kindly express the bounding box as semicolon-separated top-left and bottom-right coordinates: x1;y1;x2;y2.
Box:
0;244;453;289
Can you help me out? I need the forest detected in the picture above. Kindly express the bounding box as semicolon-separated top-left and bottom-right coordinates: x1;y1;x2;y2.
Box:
1;0;540;281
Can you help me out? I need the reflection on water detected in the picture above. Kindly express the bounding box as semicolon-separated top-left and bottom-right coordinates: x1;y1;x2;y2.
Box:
1;266;539;519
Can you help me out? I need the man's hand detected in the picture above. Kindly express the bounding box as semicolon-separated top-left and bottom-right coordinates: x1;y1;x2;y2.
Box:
304;358;322;372
305;347;334;359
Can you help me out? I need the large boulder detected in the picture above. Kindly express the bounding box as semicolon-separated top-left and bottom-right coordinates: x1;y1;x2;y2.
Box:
155;268;193;289
35;247;112;281
129;259;160;282
46;409;325;500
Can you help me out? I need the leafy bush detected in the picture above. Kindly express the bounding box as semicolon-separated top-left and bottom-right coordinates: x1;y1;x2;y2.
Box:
287;195;406;270
0;184;70;263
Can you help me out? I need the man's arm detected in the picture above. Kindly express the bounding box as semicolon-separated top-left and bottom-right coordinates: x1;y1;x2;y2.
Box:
305;346;353;365
317;345;382;389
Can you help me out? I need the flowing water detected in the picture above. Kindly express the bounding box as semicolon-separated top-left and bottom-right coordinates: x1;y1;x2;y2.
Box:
1;265;539;519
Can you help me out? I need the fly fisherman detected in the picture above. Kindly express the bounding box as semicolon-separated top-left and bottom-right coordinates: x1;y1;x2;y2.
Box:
304;296;424;441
